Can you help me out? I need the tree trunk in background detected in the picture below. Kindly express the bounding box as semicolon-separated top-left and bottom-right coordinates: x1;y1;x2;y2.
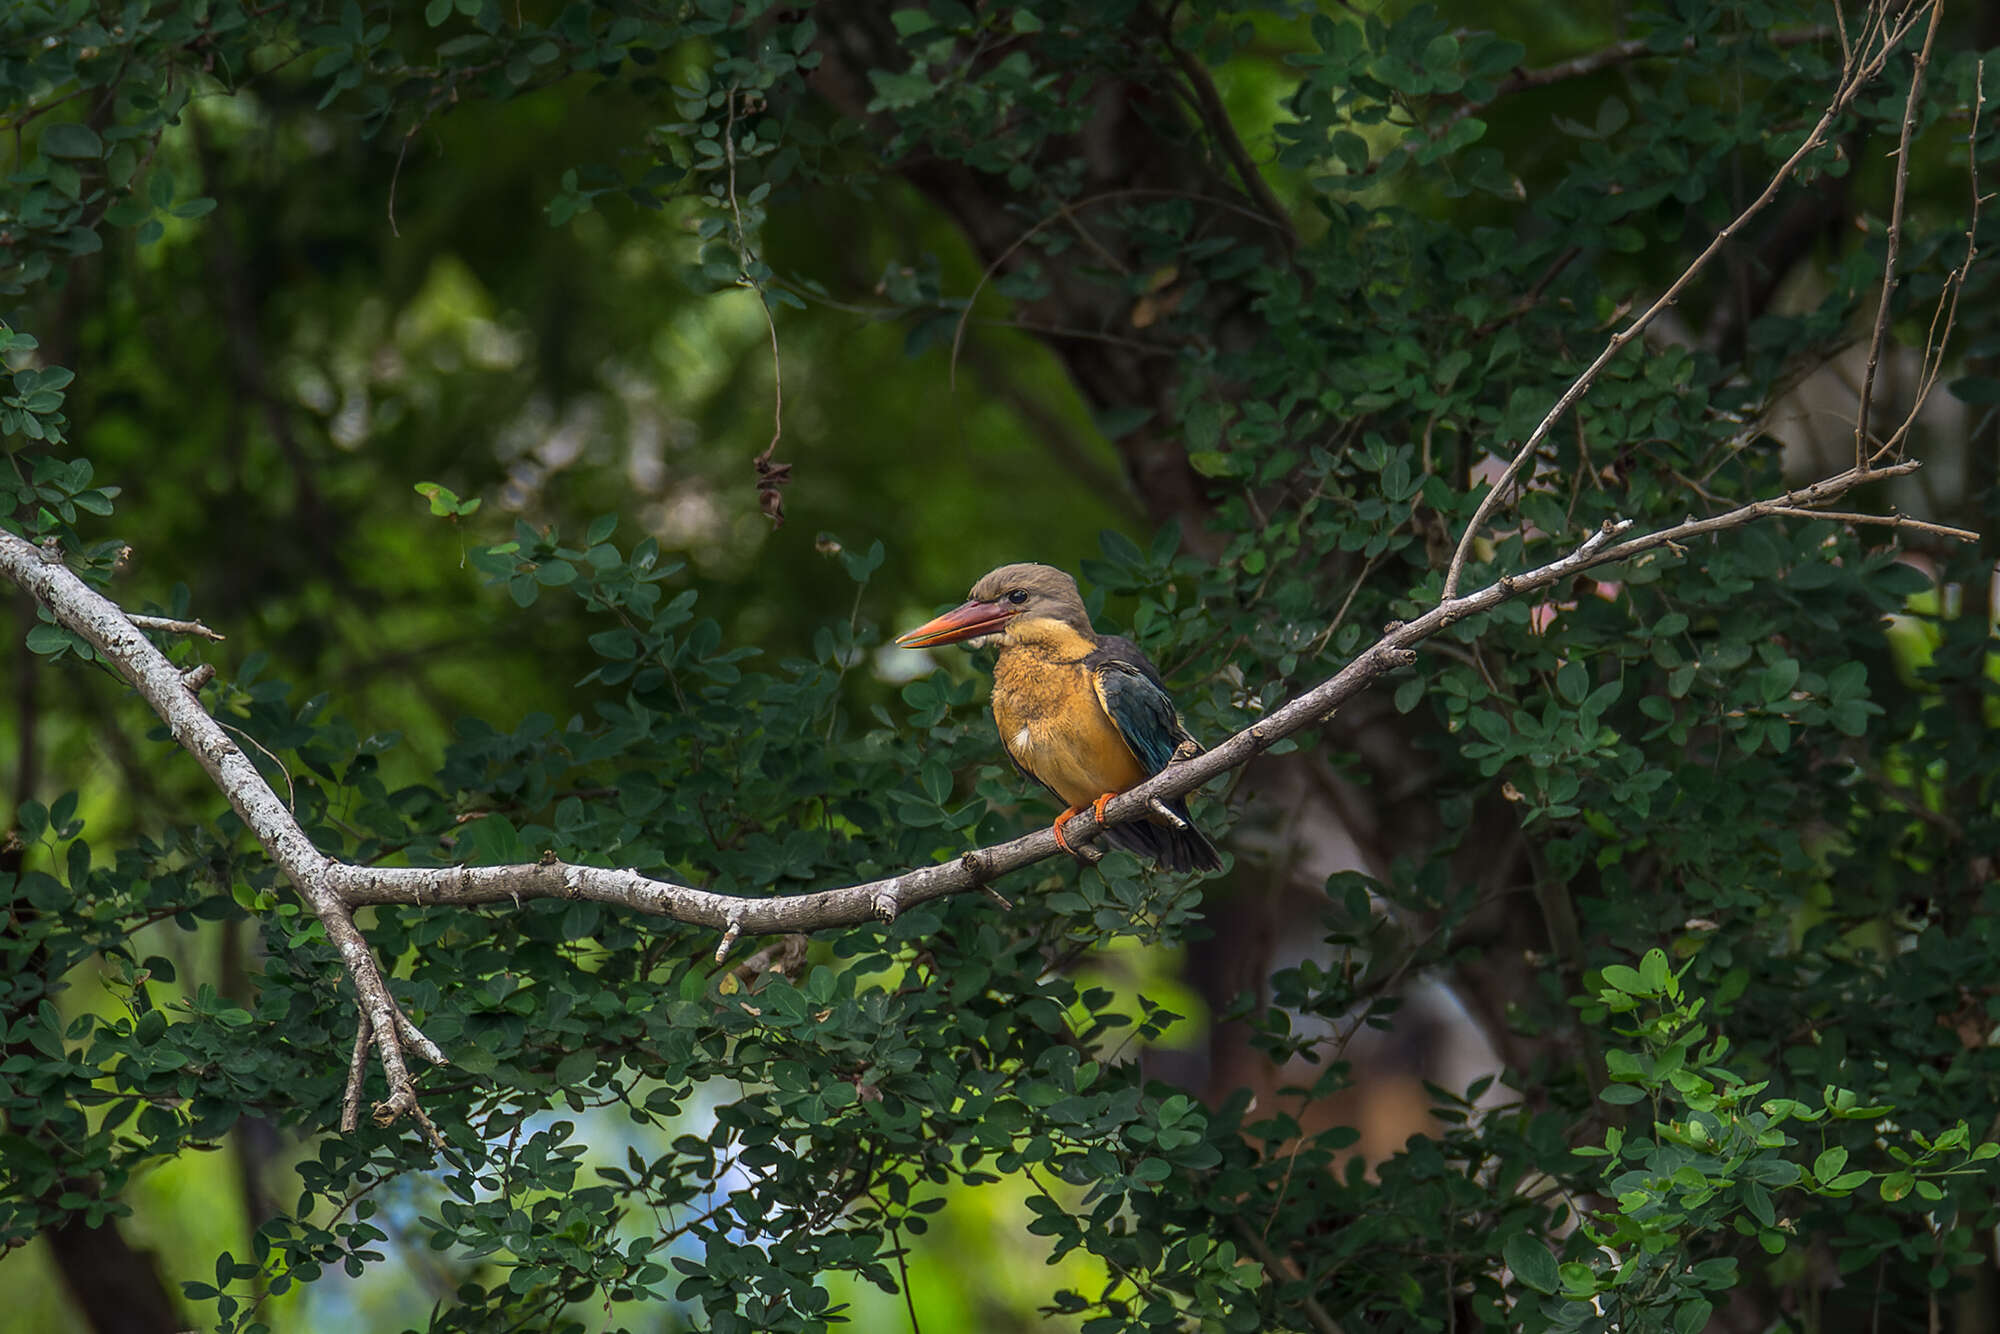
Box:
0;839;183;1334
42;1208;184;1334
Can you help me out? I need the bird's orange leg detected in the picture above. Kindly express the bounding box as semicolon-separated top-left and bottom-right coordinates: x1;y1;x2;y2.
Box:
1050;804;1085;857
1052;792;1120;859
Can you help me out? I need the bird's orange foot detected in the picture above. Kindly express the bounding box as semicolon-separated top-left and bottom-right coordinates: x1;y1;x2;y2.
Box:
1052;793;1120;860
1051;805;1085;858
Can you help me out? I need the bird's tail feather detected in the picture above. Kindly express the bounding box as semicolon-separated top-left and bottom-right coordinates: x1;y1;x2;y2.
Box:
1103;801;1222;873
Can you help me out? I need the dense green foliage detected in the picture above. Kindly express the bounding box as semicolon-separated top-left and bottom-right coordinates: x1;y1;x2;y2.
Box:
5;1;2000;1331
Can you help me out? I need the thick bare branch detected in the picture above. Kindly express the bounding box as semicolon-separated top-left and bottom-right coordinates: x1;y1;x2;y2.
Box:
0;533;447;1140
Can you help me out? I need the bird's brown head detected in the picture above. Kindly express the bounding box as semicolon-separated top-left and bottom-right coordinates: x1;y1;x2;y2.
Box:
894;562;1093;649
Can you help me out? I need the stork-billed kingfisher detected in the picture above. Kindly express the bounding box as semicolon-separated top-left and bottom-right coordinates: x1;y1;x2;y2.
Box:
895;563;1222;873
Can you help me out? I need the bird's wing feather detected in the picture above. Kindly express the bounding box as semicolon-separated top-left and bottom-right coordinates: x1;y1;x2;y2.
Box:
1093;635;1168;691
1089;657;1195;776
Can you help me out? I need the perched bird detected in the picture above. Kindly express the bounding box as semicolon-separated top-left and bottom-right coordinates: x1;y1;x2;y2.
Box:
895;562;1222;873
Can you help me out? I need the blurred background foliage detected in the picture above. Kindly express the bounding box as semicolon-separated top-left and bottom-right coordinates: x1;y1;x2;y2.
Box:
5;0;2000;1331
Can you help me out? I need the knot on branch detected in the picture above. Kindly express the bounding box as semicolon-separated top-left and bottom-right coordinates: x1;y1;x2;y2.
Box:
753;444;793;528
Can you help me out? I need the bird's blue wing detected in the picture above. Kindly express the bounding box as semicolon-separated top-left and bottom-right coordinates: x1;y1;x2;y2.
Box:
1090;658;1193;777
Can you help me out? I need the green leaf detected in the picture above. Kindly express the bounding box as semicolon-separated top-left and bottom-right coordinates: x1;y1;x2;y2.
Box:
42;123;104;159
1503;1234;1560;1293
533;561;578;586
1674;1297;1713;1334
1637;948;1671;994
1556;660;1589;704
1599;963;1645;995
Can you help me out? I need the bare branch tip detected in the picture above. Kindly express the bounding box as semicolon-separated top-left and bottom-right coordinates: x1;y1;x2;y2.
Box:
396;1011;447;1067
714;920;743;964
129;613;225;641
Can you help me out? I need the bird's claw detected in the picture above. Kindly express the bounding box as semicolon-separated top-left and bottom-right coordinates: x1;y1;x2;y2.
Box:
1052;801;1109;864
1052;808;1087;860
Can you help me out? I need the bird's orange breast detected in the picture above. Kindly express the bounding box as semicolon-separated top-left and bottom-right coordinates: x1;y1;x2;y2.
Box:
991;638;1145;809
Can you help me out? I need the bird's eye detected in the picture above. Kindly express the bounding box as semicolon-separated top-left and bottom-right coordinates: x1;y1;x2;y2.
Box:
1007;590;1028;605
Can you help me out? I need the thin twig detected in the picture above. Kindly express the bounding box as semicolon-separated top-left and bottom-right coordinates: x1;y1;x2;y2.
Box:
219;720;296;811
1767;506;1978;542
1306;551;1384;659
889;1218;923;1334
1853;0;1943;469
723;88;788;515
1876;57;1986;465
386;118;423;239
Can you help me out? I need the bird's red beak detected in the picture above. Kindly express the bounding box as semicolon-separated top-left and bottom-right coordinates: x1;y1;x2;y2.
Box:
895;598;1015;648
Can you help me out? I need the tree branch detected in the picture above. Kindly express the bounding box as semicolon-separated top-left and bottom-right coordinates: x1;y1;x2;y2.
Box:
0;536;447;1145
1853;0;1943;469
0;451;1952;1128
1442;0;1932;600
